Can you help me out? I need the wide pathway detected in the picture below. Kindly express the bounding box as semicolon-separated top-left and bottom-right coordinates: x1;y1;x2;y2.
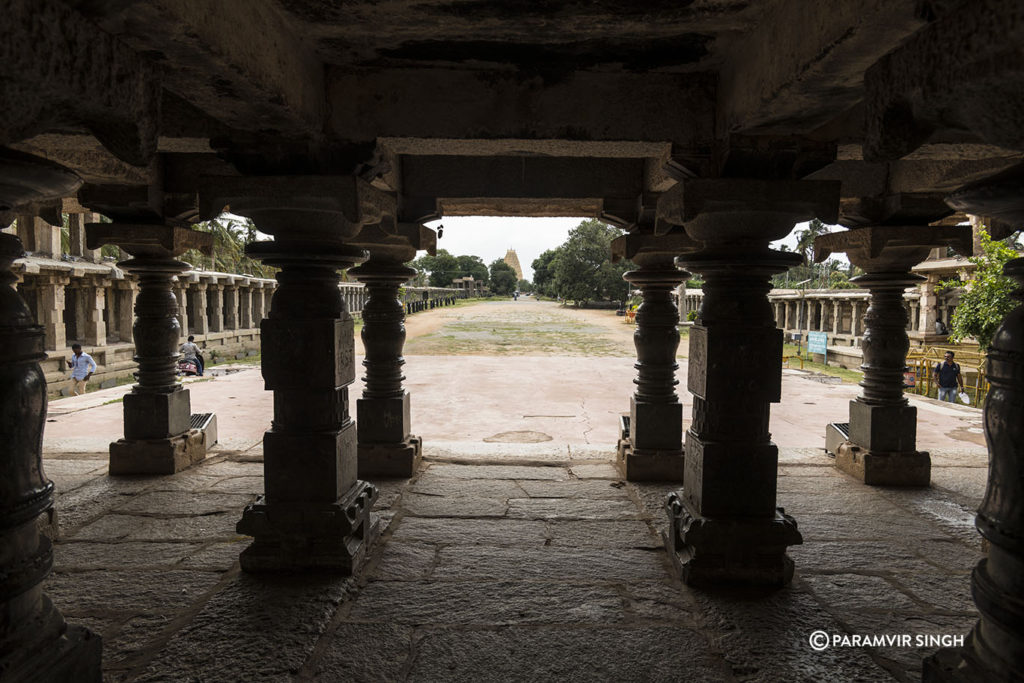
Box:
40;298;988;681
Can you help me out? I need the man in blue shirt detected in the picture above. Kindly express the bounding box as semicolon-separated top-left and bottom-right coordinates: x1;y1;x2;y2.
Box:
67;343;97;396
933;350;964;403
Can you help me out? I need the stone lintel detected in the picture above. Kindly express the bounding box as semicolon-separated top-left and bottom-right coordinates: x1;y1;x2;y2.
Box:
835;441;931;487
198;175;395;237
85;222;213;259
656;178;840;229
610;232;699;266
236;480;379;573
109;429;207;475
947;162;1024;228
358;438;423;479
813;224;973;270
349;222;436;263
666;493;802;587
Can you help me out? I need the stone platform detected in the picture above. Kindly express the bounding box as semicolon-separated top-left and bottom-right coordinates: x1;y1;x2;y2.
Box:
43;441;984;681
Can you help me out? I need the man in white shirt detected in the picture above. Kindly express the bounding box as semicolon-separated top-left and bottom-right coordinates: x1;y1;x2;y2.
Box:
180;335;204;376
67;344;97;396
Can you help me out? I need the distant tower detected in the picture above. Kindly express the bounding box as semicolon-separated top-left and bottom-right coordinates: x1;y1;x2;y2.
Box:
504;248;524;280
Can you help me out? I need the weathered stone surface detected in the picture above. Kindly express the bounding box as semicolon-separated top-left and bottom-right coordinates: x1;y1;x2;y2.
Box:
311;622;413;682
45;569;223;613
569;463;620;479
401;493;508;518
53;542;200;569
208;476;265;494
135;573;354;682
180;540;250;570
426;464;569;480
507;498;643;521
622;581;699;622
898;571;976;614
801;574;919;611
369;542;436;581
114;491;255;515
348;581;625;625
776;490;907;516
516;479;630;500
432;546;667;581
548;520;661;549
103;614;175;667
408;626;728;682
409;474;525;499
70;512;240;541
796;513;944;541
391;518;547;546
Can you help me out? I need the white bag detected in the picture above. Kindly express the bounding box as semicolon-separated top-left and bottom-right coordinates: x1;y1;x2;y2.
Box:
958;392;970;405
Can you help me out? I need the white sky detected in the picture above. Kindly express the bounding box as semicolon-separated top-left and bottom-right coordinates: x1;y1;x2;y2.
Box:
421;217;845;280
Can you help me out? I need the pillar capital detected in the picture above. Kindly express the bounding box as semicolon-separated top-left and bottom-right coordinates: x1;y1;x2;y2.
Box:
813;224;973;274
349;221;436;265
86;222;213;260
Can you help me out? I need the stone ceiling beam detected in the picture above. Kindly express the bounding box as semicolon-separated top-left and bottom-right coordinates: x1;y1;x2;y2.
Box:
73;0;326;138
327;68;715;148
719;0;925;136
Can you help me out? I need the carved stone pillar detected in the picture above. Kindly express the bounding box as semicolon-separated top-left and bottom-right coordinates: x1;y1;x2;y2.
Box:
201;175;392;573
174;283;189;339
223;284;239;331
611;232;696;481
659;178;838;586
349;222;436;478
252;283;266;324
82;280;107;347
191;283;209;335
36;274;67;351
87;223;214;474
0;153;101;680
207;283;224;332
239;285;252;329
831;301;841;335
814;225;971;486
851;300;862;337
923;168;1024;681
115;282;136;344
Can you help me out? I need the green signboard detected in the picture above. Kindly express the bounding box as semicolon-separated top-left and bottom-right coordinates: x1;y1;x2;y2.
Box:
807;331;828;355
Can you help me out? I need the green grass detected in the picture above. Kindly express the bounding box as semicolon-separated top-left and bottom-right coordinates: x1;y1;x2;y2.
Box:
209;353;261;367
782;343;863;384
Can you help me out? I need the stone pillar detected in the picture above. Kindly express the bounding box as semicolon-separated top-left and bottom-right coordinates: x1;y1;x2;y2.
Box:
68;213;99;261
919;274;939;334
831;301;841;335
83;280;107;347
207;283;224;332
223;283;239;331
175;284;189;340
851;300;862;337
116;283;136;344
201;174;390;573
239;285;252;329
0;158;101;680
36;274;67;351
814;225;971;486
348;222;435;478
252;283;266;324
191;283;209;335
87;223;214;474
660;178;837;586
924;191;1024;682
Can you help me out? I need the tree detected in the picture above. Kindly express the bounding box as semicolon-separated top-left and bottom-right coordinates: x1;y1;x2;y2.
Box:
795;218;830;263
455;254;489;284
551;219;631;305
943;228;1021;350
489;260;518;295
531;249;558;296
181;215;275;277
412;249;460;287
517;279;533;293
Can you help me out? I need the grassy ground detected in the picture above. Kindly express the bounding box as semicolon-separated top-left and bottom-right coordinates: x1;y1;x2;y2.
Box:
782;343;863;384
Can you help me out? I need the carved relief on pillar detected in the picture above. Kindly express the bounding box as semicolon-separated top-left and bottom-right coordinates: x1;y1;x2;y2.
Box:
814;225;971;486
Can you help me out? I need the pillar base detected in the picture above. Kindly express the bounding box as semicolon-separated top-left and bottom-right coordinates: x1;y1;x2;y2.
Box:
1;604;102;683
665;492;802;587
358;436;422;478
835;441;930;486
236;480;379;574
616;414;684;481
108;428;207;475
923;640;1003;682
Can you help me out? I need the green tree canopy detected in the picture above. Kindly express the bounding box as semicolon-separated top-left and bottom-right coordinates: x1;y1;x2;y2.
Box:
531;249;558;296
412;249;491;287
943;228;1021;350
517;278;533;293
456;254;489;283
550;219;631;305
181;215;275;278
489;259;518;295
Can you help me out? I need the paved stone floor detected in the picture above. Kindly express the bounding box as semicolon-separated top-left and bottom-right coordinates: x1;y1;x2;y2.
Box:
41;300;988;682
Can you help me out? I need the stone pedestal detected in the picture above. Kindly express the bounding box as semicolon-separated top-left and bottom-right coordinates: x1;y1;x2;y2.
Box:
814;225;972;486
86;223;215;475
611;232;695;482
349;222;436;479
658;178;838;587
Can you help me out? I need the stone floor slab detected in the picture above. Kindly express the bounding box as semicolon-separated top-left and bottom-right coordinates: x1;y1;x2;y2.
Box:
507;497;644;521
431;546;667;582
391;518;547;546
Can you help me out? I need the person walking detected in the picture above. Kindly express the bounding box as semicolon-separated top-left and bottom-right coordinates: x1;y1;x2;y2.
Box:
67;343;97;396
933;350;964;403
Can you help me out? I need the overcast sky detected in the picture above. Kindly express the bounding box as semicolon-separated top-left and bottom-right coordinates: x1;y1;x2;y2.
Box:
422;217;835;280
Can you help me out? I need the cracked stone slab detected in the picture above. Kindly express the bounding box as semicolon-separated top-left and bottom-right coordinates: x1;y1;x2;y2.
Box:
368;542;437;581
134;573;355;682
516;479;630;500
507;497;644;521
44;569;223;614
391;518;547;546
432;546;668;582
800;574;919;612
113;490;256;515
425;464;570;480
309;622;413;682
53;541;201;569
69;512;241;542
547;520;661;549
400;493;509;518
409;474;525;499
348;581;627;626
568;463;620;479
